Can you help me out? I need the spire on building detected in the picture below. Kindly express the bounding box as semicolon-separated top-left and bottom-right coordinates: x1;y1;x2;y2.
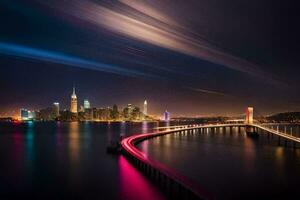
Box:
72;86;77;99
143;100;147;116
70;86;78;113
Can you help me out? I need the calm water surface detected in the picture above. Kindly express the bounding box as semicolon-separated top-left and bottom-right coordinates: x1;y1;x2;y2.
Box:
0;121;173;200
1;122;300;200
138;126;300;199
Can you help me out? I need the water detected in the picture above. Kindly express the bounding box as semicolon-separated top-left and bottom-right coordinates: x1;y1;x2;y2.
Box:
137;126;300;199
0;121;172;200
1;122;300;200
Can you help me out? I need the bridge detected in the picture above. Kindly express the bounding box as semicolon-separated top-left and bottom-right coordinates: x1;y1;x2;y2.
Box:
120;107;300;200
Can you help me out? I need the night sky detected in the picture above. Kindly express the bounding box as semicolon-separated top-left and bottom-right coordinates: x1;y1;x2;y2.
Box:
0;0;299;117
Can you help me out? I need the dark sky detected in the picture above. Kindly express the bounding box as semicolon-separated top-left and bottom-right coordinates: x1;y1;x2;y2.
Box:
0;0;299;117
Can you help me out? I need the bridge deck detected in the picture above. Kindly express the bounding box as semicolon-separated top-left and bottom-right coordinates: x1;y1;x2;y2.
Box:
253;124;300;143
121;127;214;200
121;123;300;199
155;124;300;144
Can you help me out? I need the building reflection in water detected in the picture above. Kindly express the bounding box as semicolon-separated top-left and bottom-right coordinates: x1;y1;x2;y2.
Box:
118;156;164;200
25;121;34;171
55;121;63;148
69;122;80;163
83;122;91;149
243;134;256;173
140;122;149;156
107;122;113;145
120;121;126;138
142;121;148;134
12;122;24;176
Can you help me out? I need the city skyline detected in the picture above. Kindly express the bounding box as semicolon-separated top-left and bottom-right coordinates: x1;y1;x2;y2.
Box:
1;0;299;117
0;1;299;200
17;86;156;121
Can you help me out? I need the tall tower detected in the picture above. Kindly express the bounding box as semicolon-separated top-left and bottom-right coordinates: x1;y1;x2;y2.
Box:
53;102;60;117
70;87;78;113
143;100;147;116
84;99;90;109
246;107;253;124
164;110;170;121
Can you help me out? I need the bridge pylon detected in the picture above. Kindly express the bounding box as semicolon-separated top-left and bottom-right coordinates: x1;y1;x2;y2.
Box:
245;107;258;136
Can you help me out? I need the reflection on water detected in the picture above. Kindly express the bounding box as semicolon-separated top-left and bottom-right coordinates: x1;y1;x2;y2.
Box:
0;121;178;199
138;126;300;199
142;121;149;134
243;135;255;173
120;121;126;138
69;122;80;163
118;156;164;200
25;122;34;170
3;121;299;199
12;125;23;175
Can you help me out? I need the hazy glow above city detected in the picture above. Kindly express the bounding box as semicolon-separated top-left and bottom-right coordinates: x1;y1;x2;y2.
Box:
0;0;299;117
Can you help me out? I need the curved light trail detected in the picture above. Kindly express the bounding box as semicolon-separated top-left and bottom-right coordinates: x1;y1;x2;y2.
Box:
121;123;300;199
121;125;215;200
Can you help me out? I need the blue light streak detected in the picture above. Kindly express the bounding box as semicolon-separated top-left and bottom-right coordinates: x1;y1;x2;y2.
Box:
0;42;151;78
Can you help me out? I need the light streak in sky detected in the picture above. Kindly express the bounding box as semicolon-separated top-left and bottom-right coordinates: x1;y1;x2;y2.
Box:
37;0;280;85
186;87;233;97
0;42;152;78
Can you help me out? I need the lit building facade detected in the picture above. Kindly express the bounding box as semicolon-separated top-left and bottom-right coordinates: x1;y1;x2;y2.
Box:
28;110;36;119
70;87;78;113
143;100;147;116
164;110;170;121
20;109;35;120
53;102;60;117
84;99;90;109
20;109;29;120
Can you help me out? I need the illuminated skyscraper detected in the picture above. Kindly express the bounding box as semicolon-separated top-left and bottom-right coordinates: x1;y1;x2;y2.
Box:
70;87;78;113
20;109;35;120
127;104;133;114
79;105;84;113
164;110;170;121
28;110;36;120
143;100;147;116
20;109;29;120
53;102;60;117
84;99;90;109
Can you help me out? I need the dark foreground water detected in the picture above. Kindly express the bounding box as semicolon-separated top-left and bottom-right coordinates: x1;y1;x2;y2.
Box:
0;121;170;200
138;126;300;200
1;122;300;200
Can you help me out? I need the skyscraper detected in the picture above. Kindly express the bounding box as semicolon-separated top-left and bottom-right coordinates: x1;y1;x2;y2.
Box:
20;109;29;120
70;87;78;113
127;104;133;114
53;102;60;117
143;100;147;116
164;110;170;121
84;99;90;109
20;109;35;120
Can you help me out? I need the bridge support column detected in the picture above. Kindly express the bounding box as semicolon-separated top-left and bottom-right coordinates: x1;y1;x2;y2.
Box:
246;125;258;137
